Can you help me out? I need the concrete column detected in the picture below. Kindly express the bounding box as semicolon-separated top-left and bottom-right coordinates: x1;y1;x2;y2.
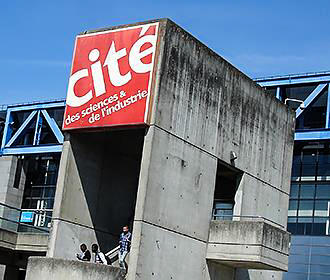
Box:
0;156;24;232
128;126;219;280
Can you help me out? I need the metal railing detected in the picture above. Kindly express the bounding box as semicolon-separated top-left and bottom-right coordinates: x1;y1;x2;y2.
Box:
0;202;51;234
212;214;285;229
105;245;120;264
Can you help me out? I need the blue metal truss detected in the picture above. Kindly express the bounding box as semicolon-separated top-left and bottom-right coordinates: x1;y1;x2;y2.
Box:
255;75;330;141
0;101;65;155
256;72;330;87
295;83;327;119
295;130;330;141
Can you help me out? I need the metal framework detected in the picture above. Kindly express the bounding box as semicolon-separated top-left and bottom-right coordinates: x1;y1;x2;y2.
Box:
255;72;330;141
0;101;65;155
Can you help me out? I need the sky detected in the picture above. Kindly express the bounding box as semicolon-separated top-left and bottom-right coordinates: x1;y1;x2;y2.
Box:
1;0;330;104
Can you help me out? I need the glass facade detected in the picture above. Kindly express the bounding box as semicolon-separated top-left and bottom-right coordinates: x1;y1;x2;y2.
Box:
287;142;330;236
0;102;65;232
263;79;330;280
19;154;60;230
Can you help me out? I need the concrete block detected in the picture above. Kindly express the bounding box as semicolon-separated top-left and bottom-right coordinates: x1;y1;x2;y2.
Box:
237;174;290;228
25;257;125;280
128;221;209;280
207;221;290;271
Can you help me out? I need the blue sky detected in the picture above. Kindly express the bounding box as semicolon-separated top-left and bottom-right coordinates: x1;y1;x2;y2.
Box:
1;0;330;104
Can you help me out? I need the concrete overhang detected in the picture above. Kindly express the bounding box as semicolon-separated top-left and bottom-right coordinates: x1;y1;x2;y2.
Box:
206;220;290;271
0;228;48;252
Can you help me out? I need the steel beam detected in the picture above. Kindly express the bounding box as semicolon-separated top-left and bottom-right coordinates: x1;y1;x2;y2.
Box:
295;130;330;141
1;110;13;150
276;87;281;100
326;84;330;129
257;76;330;87
1;145;63;155
33;111;43;145
41;110;64;143
8;101;65;112
5;111;37;147
296;83;327;119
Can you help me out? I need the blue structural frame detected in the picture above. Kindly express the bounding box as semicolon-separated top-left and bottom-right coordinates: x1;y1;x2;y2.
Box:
255;72;330;141
0;101;65;156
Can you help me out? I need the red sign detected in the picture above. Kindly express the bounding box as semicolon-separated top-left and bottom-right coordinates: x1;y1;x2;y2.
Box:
63;23;159;130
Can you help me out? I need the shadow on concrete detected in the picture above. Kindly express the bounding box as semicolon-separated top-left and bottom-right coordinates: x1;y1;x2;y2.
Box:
69;128;145;252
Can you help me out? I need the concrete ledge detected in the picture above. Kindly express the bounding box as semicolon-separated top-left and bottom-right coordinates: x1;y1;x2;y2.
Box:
16;233;48;251
0;228;48;252
26;257;125;280
207;220;290;271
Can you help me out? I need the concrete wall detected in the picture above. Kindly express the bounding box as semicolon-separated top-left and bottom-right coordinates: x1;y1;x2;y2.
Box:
0;156;25;232
25;257;124;280
128;126;218;280
0;156;25;208
150;19;294;226
48;129;145;259
127;19;294;280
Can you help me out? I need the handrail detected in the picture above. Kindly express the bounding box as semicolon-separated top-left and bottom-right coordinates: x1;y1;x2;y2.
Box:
0;202;21;211
213;214;285;229
105;245;120;257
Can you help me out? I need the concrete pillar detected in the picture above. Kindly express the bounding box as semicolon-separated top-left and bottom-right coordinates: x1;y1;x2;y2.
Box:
127;126;219;280
0;156;25;231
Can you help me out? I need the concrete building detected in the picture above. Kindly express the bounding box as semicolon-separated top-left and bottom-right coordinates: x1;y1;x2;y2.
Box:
0;19;294;280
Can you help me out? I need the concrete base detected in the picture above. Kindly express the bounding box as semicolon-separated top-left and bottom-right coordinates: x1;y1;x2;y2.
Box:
25;257;125;280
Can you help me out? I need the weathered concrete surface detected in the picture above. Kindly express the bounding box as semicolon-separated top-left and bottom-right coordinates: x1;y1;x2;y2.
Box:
134;126;218;242
127;19;294;280
15;233;48;252
0;156;25;232
151;20;295;197
235;174;290;228
25;257;125;280
207;221;290;271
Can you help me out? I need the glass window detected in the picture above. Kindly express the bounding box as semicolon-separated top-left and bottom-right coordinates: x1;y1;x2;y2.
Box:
312;217;328;235
296;222;312;235
288;217;297;223
311;254;330;265
214;202;233;220
46;108;64;129
310;263;330;274
318;163;330;178
290;184;299;199
314;201;329;216
287;223;297;234
296;88;328;129
301;164;316;178
316;185;330;199
283;272;308;280
298;200;314;216
21;155;60;211
300;184;315;199
289;200;298;216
